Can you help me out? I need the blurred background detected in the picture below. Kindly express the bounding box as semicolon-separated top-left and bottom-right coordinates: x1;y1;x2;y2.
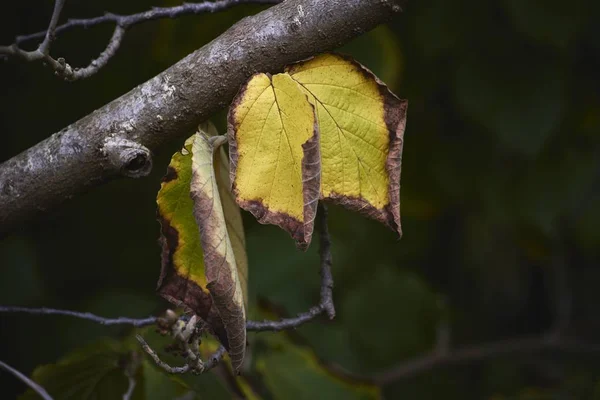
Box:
1;0;600;398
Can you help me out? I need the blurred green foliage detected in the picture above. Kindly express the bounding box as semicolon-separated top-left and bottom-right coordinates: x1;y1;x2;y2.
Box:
1;0;600;398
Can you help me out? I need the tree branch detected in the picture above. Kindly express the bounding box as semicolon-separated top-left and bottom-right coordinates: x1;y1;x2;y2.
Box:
0;201;334;331
1;0;282;81
247;203;335;331
368;248;592;385
0;203;335;377
14;0;281;45
372;335;600;385
0;306;157;327
0;0;405;237
38;0;66;55
0;360;54;400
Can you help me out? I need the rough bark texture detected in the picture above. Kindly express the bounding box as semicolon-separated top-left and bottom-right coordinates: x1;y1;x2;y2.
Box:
0;0;404;236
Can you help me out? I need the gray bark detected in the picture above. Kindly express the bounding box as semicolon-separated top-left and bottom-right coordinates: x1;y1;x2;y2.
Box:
0;0;404;235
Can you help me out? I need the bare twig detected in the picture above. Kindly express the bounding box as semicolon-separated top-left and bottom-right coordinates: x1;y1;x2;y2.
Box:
122;374;136;400
136;335;191;374
204;346;227;370
372;334;600;385
1;203;336;378
369;245;593;385
0;306;157;327
0;0;281;80
0;360;54;400
16;0;282;44
122;351;140;400
39;0;67;55
246;203;335;331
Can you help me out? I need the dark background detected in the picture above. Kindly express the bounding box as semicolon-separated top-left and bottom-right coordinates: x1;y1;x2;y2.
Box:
1;0;600;398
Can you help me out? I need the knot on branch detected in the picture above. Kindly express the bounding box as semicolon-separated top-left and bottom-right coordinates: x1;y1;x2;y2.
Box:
103;138;153;178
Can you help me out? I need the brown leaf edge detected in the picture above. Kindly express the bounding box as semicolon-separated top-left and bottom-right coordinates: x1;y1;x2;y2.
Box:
287;53;408;238
227;73;321;251
156;161;230;351
190;132;247;373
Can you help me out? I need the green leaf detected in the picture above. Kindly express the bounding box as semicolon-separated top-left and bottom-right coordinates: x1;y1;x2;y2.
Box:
342;266;438;370
256;335;381;400
138;361;191;400
18;339;135;400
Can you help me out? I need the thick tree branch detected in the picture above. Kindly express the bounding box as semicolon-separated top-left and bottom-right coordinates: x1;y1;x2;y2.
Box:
0;0;405;236
0;360;54;400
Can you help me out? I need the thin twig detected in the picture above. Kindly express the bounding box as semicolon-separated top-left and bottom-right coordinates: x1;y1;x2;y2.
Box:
204;346;226;370
16;0;282;44
0;0;281;80
372;334;600;385
246;202;335;331
122;374;136;400
39;0;67;54
0;306;157;327
136;335;191;374
57;25;126;81
0;360;54;400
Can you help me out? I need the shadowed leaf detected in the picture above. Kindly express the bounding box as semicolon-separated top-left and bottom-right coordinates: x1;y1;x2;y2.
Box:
18;339;135;400
156;122;248;371
228;72;321;250
190;124;247;373
256;335;381;400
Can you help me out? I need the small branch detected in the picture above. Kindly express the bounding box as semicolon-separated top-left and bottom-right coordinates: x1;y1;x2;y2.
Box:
372;334;600;385
122;351;140;400
65;25;126;81
204;346;226;370
39;0;67;55
122;375;136;400
1;0;281;80
246;202;335;331
15;0;282;45
0;306;157;327
317;203;336;319
136;335;191;374
0;360;54;400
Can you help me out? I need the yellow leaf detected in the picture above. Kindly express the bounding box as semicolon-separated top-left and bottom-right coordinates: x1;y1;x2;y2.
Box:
286;53;407;236
228;73;320;249
156;135;212;317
